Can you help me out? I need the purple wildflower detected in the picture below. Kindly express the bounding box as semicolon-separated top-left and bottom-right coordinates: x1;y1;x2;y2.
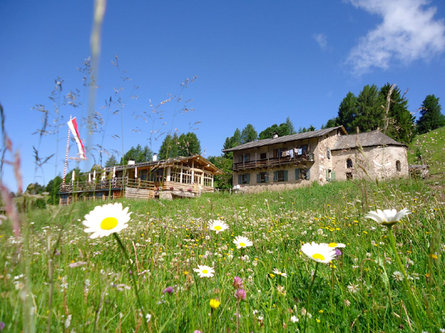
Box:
233;276;243;289
235;288;246;301
163;286;174;294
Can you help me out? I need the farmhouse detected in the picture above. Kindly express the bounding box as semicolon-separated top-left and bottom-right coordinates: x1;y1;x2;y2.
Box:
223;126;409;192
59;155;223;204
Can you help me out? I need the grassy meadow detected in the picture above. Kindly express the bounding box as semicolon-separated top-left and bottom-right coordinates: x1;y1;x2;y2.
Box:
0;178;444;332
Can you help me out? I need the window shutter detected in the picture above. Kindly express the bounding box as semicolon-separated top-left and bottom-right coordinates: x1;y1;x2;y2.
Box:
265;172;269;183
305;168;311;180
284;170;288;181
295;168;300;180
326;169;329;180
332;171;336;181
246;174;250;184
238;174;242;184
257;173;261;183
273;171;278;182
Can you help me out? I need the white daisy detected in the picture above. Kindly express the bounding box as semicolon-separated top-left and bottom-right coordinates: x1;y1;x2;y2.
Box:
301;242;337;264
193;265;215;278
326;242;346;248
272;268;287;278
233;236;253;249
83;203;131;238
208;219;229;234
365;208;410;227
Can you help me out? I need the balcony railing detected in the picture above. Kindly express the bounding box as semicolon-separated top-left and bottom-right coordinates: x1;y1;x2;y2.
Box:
60;177;156;193
233;153;314;171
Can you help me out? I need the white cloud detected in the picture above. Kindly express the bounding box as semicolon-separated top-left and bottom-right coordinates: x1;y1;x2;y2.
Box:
313;33;328;50
346;0;445;74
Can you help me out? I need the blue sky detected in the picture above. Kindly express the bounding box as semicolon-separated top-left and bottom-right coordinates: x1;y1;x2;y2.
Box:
1;0;444;191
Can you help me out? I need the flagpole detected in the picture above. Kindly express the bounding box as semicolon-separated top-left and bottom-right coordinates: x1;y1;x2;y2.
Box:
62;115;72;185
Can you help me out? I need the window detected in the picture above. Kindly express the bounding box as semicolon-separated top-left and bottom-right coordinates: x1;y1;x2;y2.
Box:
182;169;192;184
347;158;353;169
327;148;331;159
273;170;288;182
238;174;250;185
346;172;353;180
326;169;332;181
242;153;250;163
396;160;401;172
295;168;310;180
260;152;267;160
203;173;213;187
170;167;181;183
257;172;269;183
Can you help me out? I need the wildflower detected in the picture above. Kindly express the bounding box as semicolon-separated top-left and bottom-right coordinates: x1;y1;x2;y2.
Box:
301;242;337;264
347;283;359;293
290;315;299;323
64;314;72;329
83;203;131;238
208;220;229;234
209;299;221;309
145;313;152;323
163;286;174;294
233;276;243;289
233;236;253;249
365;208;410;227
393;271;404;281
193;265;215;278
327;242;346;248
235;288;246;301
272;268;287;277
0;322;4;331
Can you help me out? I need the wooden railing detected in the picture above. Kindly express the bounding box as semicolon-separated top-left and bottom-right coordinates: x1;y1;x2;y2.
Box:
60;177;156;193
233;153;314;171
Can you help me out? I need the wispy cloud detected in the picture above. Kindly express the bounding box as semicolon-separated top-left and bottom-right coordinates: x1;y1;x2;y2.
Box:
313;33;328;50
346;0;445;74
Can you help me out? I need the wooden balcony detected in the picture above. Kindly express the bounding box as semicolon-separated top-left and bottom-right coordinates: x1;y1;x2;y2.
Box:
60;177;156;193
233;153;314;171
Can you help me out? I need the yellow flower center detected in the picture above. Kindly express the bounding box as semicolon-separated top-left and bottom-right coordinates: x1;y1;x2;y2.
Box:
100;217;118;230
202;269;209;274
239;242;246;247
214;226;222;230
312;253;325;261
328;243;337;247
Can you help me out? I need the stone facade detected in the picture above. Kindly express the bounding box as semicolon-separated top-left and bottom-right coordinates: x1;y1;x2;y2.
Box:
224;128;408;193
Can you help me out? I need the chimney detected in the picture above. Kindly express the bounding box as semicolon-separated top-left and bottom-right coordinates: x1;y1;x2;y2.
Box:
153;154;158;162
128;160;135;165
273;133;279;139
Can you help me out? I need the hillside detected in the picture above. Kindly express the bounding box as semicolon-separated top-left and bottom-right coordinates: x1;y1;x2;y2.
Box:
408;126;445;176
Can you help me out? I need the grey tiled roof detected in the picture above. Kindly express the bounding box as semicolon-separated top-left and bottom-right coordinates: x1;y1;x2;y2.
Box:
223;126;346;152
331;131;406;151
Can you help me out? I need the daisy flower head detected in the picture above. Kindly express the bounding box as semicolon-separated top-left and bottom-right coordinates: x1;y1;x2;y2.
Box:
301;242;337;264
365;208;411;227
233;236;253;249
208;219;229;234
272;268;287;278
83;203;131;238
193;265;215;278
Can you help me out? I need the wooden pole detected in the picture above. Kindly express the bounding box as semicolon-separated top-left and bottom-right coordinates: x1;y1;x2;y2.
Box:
62;115;72;185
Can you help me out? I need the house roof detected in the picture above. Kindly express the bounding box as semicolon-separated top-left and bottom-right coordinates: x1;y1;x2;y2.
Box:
104;155;224;175
222;126;347;152
331;131;406;151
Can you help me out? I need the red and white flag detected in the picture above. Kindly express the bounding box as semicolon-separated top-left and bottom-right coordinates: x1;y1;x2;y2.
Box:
67;117;86;160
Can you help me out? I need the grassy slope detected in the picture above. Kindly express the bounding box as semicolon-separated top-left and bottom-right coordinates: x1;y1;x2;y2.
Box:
408;126;445;176
0;178;439;332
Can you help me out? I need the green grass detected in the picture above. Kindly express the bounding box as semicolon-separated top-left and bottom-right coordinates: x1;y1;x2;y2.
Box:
0;178;444;332
408;126;445;176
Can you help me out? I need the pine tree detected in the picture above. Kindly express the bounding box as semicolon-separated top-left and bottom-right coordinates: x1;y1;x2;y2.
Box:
417;95;444;134
240;124;258;144
178;132;201;156
105;155;118;167
355;85;384;132
379;83;415;143
337;92;357;133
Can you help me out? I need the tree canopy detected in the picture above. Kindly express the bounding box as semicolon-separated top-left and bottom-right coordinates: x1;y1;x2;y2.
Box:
240;124;258;144
120;144;153;164
416;95;444;134
158;132;201;160
259;118;296;139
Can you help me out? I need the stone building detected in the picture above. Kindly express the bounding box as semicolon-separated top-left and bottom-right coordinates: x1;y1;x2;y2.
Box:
223;127;408;192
